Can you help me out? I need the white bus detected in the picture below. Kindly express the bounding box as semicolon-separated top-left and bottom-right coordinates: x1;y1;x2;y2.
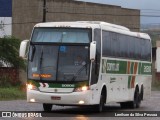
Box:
20;21;152;112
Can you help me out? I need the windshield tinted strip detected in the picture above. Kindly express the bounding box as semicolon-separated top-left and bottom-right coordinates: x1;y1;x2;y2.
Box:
30;42;90;46
31;28;91;43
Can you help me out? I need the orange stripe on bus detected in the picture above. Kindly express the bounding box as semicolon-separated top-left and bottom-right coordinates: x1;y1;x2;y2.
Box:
131;76;135;88
127;61;131;74
130;62;138;88
133;62;138;74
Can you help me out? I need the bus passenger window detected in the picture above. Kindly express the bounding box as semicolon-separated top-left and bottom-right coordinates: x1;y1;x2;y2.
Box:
102;31;110;57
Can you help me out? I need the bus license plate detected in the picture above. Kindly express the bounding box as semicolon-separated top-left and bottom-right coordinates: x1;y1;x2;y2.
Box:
51;96;61;100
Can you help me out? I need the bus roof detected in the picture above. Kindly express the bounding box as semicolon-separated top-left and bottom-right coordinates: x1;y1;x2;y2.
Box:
34;21;151;40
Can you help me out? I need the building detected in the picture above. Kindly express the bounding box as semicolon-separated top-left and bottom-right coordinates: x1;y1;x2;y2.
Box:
12;0;140;40
0;0;141;83
0;0;12;38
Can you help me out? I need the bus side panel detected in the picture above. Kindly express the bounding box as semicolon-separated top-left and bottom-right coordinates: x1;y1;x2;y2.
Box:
101;58;152;103
103;74;135;103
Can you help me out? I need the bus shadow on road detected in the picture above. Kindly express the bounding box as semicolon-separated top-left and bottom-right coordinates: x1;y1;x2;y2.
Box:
42;105;126;117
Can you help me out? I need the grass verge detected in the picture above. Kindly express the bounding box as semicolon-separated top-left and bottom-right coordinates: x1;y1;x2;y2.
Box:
0;86;26;101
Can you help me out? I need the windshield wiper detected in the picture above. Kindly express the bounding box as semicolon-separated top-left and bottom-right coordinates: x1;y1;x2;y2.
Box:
71;63;88;81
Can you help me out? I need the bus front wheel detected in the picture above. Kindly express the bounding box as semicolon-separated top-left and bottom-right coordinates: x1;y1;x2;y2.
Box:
95;94;105;112
43;103;52;112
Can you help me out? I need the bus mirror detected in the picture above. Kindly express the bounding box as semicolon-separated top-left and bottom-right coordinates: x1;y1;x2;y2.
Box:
90;41;96;61
19;40;29;59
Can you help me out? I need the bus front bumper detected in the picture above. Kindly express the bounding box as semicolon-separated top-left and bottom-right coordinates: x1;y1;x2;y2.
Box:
27;90;93;105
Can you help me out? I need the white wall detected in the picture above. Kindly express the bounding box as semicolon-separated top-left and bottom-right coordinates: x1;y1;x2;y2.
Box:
0;17;12;38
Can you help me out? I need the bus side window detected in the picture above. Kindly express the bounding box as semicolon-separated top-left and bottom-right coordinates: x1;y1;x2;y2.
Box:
128;37;135;59
102;31;111;57
146;40;151;61
110;32;120;57
135;38;140;59
119;34;128;58
141;39;145;60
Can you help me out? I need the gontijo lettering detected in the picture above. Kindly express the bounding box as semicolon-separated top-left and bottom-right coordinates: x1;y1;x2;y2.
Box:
107;63;119;72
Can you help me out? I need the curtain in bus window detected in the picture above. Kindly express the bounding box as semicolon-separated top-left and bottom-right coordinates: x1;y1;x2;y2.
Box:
102;31;111;57
141;39;146;60
128;37;135;59
110;33;120;57
119;34;128;58
146;40;151;61
135;38;141;59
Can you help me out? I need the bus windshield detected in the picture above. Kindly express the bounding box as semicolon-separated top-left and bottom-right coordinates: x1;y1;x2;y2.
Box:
31;28;91;43
28;44;90;82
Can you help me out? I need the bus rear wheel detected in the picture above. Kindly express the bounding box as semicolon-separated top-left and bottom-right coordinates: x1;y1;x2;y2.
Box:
43;103;52;112
140;86;144;101
130;90;141;109
120;89;141;109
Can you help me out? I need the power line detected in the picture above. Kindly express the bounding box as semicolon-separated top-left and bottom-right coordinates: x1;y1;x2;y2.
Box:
141;9;160;12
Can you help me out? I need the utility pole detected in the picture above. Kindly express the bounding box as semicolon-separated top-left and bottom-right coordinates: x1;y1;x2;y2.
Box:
42;0;46;22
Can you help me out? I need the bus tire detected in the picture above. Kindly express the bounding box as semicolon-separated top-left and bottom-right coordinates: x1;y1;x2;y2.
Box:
130;89;141;109
43;103;52;112
140;86;144;101
96;93;105;112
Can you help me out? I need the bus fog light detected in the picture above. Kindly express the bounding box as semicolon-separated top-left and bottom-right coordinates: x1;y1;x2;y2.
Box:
79;100;85;104
30;99;35;102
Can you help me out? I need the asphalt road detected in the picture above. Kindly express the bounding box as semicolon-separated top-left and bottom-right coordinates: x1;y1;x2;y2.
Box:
0;91;160;120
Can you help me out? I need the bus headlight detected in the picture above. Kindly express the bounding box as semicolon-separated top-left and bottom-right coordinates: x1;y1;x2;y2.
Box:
27;84;39;91
74;86;89;92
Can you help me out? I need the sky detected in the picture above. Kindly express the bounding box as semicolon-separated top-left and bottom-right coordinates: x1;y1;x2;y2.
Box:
77;0;160;25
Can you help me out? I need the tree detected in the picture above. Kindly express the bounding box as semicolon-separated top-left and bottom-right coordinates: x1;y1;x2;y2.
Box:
0;37;25;69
